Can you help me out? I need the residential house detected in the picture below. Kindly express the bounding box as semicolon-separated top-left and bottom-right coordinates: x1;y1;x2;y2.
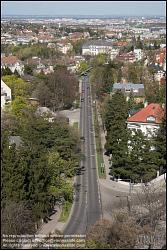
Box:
134;48;143;61
82;40;113;56
110;47;120;60
155;48;166;66
56;41;73;54
149;64;166;85
69;32;84;42
36;106;68;123
154;70;166;83
9;136;23;149
116;51;136;63
1;79;12;109
35;63;54;75
17;36;32;45
112;41;129;47
127;103;164;137
1;55;24;76
112;83;145;103
37;34;54;43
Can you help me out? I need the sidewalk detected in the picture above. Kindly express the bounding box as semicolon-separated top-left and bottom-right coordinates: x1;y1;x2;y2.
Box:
22;206;66;249
36;205;65;235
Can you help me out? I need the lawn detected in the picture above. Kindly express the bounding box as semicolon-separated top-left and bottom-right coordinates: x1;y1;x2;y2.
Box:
73;122;79;129
93;104;106;179
58;201;72;222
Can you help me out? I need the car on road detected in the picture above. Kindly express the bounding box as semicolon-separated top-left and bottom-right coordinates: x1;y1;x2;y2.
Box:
81;98;84;102
80;136;85;142
81;166;85;170
76;169;82;175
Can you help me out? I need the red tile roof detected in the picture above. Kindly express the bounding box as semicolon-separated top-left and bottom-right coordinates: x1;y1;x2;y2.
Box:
128;103;164;124
1;55;20;65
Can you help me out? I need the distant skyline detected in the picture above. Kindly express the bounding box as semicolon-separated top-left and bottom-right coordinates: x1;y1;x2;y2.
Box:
1;1;166;17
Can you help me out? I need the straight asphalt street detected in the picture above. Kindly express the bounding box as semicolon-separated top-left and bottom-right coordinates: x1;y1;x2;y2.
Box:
63;75;102;235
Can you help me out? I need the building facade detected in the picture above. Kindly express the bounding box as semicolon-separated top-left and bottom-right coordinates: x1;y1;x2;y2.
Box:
1;79;12;109
82;40;113;56
112;83;145;103
127;103;164;137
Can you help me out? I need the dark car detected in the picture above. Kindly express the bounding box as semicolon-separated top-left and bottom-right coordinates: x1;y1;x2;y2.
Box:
76;169;81;175
81;98;84;102
80;136;85;141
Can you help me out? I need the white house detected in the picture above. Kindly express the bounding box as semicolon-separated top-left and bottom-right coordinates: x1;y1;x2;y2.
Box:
56;42;73;54
154;70;166;83
1;79;12;109
134;49;143;61
110;47;120;60
127;103;164;138
1;55;24;76
82;40;113;56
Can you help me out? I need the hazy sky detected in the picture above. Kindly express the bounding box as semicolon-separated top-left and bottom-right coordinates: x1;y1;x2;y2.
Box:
1;1;166;16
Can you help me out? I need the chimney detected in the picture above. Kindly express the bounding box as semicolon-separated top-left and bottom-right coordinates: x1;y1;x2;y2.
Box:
162;103;165;109
144;101;148;108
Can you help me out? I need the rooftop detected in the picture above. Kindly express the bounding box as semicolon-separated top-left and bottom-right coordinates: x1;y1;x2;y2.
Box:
82;40;112;48
1;55;21;65
127;103;164;124
9;136;23;148
113;83;144;90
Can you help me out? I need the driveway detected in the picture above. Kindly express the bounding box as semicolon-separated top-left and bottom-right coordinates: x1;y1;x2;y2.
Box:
58;108;80;126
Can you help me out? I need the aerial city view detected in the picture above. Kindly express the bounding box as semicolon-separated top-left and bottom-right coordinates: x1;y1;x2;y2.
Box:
1;1;166;249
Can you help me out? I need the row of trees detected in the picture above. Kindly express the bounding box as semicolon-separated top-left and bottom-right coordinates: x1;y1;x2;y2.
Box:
90;56;123;98
1;106;80;235
1;63;80;236
103;91;166;183
2;43;62;61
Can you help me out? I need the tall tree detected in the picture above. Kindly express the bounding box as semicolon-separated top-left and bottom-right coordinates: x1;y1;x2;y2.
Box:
153;112;166;174
1;66;13;76
104;91;129;173
1;132;25;208
127;129;158;183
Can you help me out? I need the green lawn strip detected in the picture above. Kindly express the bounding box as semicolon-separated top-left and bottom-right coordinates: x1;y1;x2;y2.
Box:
58;201;72;222
93;104;106;179
73;122;79;129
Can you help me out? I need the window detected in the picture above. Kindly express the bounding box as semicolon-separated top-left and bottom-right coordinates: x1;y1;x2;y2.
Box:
146;116;156;123
133;89;139;93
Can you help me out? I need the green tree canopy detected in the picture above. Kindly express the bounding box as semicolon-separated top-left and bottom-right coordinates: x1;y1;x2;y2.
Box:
2;75;31;99
104;91;129;170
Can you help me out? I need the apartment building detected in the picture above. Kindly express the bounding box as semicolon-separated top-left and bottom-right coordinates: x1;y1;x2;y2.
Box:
82;40;113;56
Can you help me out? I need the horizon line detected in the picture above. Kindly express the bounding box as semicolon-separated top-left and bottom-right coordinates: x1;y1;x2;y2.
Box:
2;14;166;17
